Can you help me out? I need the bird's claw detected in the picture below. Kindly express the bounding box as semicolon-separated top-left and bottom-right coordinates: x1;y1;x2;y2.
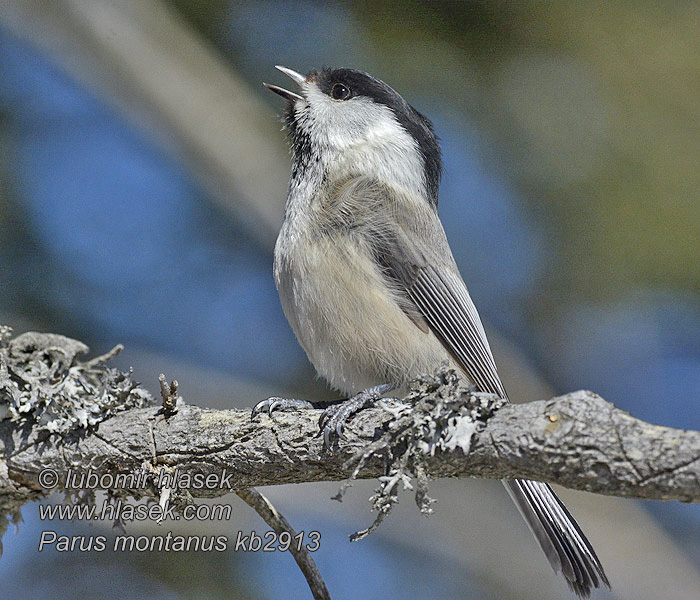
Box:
320;406;348;448
319;383;394;449
318;404;337;430
251;397;314;419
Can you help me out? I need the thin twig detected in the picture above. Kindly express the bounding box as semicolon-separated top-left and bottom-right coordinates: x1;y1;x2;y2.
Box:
236;488;331;600
158;373;180;416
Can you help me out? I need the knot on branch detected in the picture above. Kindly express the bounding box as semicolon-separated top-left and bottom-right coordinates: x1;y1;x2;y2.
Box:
337;364;507;540
0;328;153;434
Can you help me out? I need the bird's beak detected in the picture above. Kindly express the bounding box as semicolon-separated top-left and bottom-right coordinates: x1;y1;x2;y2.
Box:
263;65;306;102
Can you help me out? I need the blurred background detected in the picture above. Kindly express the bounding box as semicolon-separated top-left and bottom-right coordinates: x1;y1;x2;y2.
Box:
1;1;699;598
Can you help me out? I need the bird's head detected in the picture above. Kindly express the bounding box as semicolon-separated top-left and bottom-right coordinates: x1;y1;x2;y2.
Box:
265;66;441;204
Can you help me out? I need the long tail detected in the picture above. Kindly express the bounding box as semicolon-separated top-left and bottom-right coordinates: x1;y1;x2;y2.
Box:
503;479;610;597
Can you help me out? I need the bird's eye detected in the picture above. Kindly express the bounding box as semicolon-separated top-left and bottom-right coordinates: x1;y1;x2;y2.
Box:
331;83;351;100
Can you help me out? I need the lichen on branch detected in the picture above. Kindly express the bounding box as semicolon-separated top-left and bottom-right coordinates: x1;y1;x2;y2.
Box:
0;328;152;433
334;366;507;540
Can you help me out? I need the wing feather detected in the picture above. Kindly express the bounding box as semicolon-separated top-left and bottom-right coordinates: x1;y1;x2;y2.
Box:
409;265;507;398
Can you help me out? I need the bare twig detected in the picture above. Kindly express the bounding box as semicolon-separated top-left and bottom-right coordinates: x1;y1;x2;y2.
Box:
158;374;180;416
236;488;331;600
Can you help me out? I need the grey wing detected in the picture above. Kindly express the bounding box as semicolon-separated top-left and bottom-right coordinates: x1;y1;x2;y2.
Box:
334;175;503;398
370;195;609;597
370;206;507;399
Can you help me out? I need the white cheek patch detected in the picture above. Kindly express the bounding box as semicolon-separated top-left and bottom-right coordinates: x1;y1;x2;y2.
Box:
344;103;426;197
302;85;428;196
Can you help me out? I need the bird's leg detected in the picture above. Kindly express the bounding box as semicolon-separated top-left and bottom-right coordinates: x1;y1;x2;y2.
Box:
319;383;395;448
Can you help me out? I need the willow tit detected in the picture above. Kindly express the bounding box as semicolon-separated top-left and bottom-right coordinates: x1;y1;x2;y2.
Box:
257;65;610;597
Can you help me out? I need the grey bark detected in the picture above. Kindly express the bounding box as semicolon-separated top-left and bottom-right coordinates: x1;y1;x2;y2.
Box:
1;330;699;517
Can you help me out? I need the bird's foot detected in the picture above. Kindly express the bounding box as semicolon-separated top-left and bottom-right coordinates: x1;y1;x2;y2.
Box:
251;396;316;418
319;383;395;448
251;394;349;419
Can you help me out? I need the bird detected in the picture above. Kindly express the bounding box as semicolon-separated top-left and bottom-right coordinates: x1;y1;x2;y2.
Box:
254;64;610;597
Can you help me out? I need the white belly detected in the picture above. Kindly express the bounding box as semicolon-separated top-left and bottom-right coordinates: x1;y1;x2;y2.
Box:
275;231;451;396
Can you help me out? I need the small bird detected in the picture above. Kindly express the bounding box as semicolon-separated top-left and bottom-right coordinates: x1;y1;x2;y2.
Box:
256;65;610;597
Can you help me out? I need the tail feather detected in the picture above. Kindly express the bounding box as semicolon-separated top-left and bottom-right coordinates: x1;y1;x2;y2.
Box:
503;479;610;597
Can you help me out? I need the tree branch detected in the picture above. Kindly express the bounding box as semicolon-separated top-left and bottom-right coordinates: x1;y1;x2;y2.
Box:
3;387;699;503
1;329;699;523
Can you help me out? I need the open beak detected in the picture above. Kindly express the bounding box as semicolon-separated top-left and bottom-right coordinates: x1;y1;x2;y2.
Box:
263;65;306;102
